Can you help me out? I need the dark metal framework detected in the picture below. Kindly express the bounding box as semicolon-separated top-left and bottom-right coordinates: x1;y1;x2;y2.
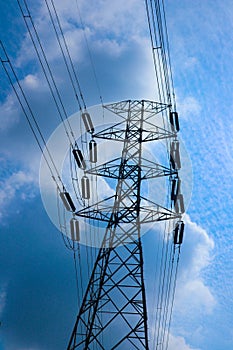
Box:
67;100;181;349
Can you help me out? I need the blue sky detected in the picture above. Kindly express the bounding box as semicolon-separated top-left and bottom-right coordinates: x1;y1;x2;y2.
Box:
0;0;233;349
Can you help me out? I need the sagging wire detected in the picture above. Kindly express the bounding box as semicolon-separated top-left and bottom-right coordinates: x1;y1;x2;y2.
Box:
16;0;76;146
46;0;101;283
17;0;90;199
0;41;62;191
165;244;181;350
74;0;104;108
44;0;86;111
144;2;184;348
17;0;95;220
57;187;84;311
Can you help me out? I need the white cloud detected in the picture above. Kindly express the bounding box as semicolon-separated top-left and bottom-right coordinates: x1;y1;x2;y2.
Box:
178;279;215;315
0;170;38;221
15;0;147;70
178;96;202;120
171;215;215;336
23;74;40;90
0;93;20;132
145;215;214;349
183;56;199;70
93;37;126;58
181;215;214;276
76;0;146;39
168;333;201;350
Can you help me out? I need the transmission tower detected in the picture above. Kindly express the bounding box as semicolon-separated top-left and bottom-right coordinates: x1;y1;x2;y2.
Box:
67;100;183;349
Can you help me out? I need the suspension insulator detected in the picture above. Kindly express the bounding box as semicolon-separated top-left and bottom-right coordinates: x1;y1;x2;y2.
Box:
70;218;80;241
170;141;181;170
171;177;181;201
169;111;180;132
72;149;86;170
89;140;97;163
174;193;185;214
82;112;94;133
81;175;90;199
174;221;185;245
60;191;76;212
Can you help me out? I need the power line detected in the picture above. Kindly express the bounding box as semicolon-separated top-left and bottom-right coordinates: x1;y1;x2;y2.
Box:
165;246;181;350
74;0;104;107
16;0;92;209
44;0;87;111
17;0;76;146
0;40;62;191
145;0;176;109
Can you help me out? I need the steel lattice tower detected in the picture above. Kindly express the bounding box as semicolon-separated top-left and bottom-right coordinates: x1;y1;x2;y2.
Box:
67;100;181;349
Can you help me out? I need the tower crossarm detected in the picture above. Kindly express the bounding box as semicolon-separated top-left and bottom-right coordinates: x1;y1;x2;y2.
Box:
75;199;179;224
94;121;175;142
86;157;177;179
104;99;170;118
